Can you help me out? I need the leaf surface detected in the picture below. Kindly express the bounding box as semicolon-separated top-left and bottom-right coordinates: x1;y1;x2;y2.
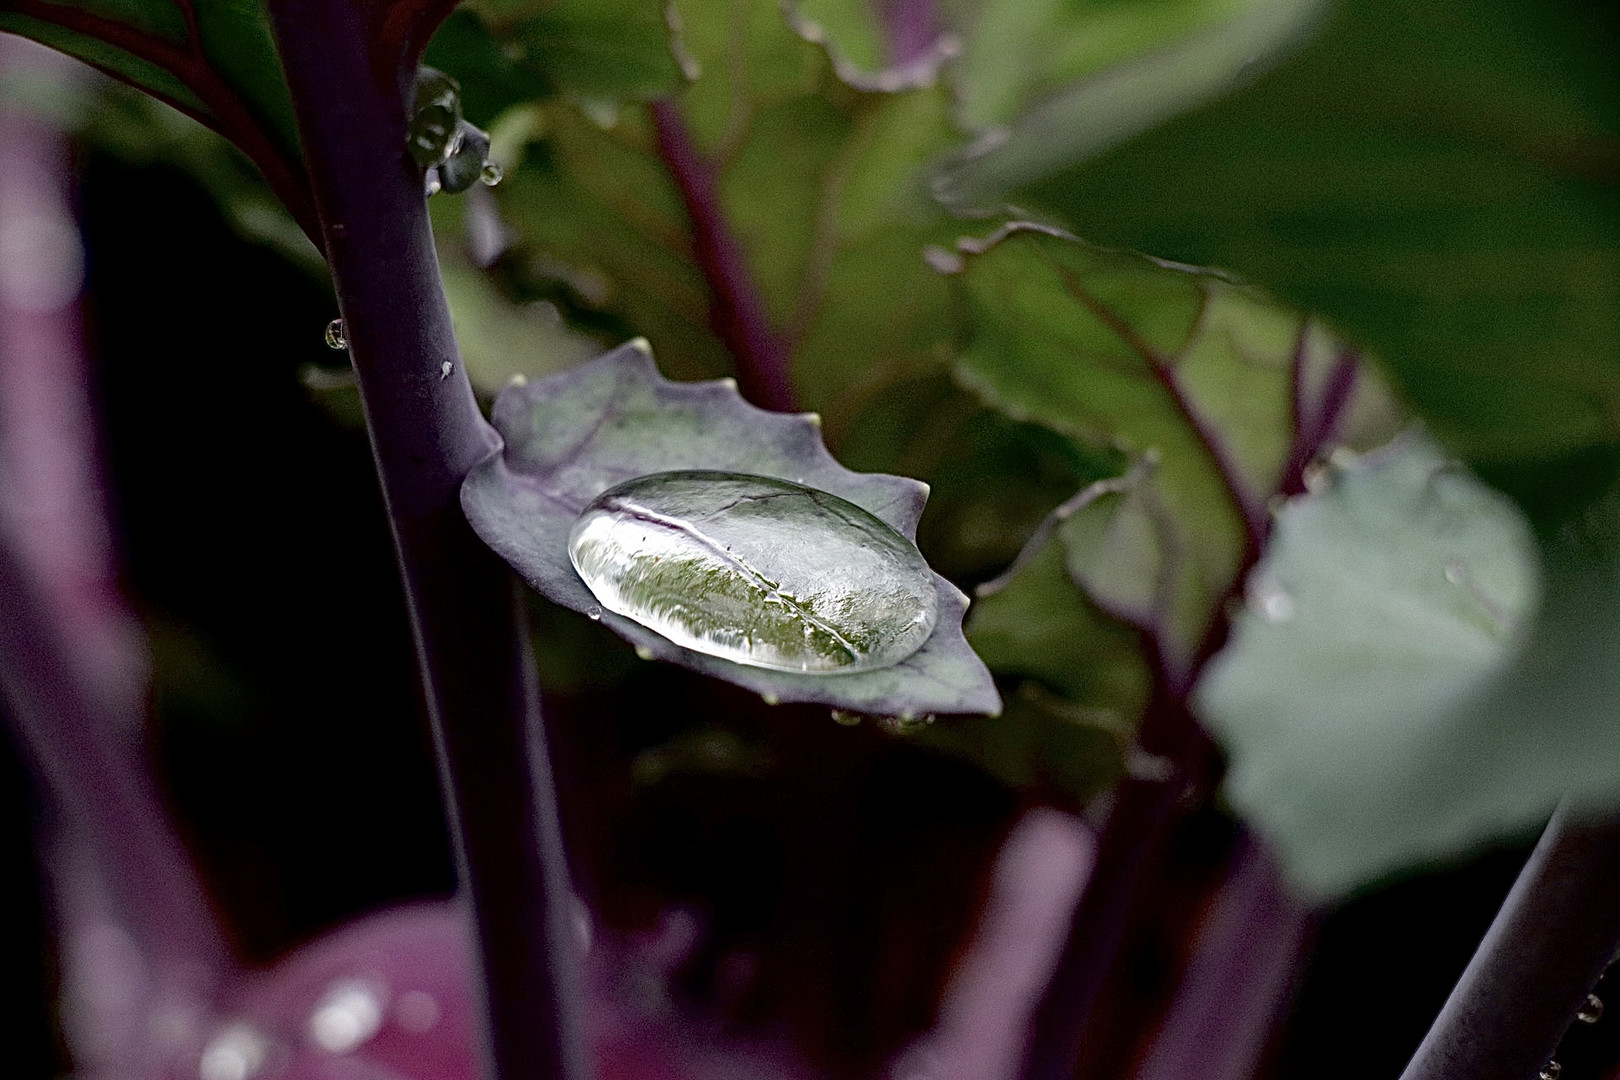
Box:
1194;435;1559;895
461;341;1001;717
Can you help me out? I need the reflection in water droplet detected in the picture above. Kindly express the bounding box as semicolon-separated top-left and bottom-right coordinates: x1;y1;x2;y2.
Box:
1540;1060;1561;1080
568;472;937;673
881;712;936;734
1579;993;1604;1023
480;162;504;186
586;605;602;620
1443;559;1467;585
635;645;654;661
308;978;387;1054
324;318;347;350
199;1022;270;1080
440;360;453;380
831;709;862;726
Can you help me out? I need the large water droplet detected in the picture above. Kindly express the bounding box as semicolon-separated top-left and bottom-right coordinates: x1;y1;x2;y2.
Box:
1540;1060;1561;1080
324;318;347;350
568;471;937;673
480;162;504;187
1579;993;1604;1023
409;67;463;168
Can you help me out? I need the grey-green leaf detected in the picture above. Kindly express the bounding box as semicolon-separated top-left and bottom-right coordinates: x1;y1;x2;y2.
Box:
1194;434;1549;896
461;341;1001;717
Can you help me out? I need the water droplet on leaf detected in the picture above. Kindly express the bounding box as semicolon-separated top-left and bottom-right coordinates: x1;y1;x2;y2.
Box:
1540;1060;1562;1080
1579;993;1604;1023
199;1023;271;1080
635;645;654;661
480;162;504;186
440;360;453;380
323;318;347;350
586;605;602;621
408;67;463;168
1251;579;1295;623
424;173;443;197
568;471;938;673
831;709;862;726
308;978;386;1054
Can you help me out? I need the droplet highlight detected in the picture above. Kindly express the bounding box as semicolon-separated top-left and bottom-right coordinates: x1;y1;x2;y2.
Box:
199;1022;271;1080
1540;1060;1561;1080
1579;993;1604;1023
308;978;386;1054
324;318;347;350
568;471;938;673
480;162;504;186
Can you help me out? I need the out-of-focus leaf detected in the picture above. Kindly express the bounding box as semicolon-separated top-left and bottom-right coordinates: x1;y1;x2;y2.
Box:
948;222;1398;681
1194;434;1554;896
471;0;963;431
460;0;685;104
1018;0;1620;482
934;0;1326;202
0;0;314;231
461;341;1001;717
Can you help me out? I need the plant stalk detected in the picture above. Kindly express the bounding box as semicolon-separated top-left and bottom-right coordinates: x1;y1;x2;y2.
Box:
1399;801;1620;1080
263;5;587;1079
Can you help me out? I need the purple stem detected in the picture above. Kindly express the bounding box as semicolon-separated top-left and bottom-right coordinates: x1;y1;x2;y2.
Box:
262;6;586;1079
1399;802;1620;1080
1132;834;1313;1080
0;45;233;1008
649;100;798;414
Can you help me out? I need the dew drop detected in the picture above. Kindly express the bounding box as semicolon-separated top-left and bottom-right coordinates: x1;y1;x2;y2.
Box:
308;977;386;1054
424;173;443;197
831;709;863;727
1251;579;1295;623
1540;1060;1561;1080
1444;558;1467;585
480;162;504;187
1580;993;1604;1023
762;692;780;706
586;605;602;621
569;472;938;673
440;360;453;380
323;318;347;350
635;645;654;661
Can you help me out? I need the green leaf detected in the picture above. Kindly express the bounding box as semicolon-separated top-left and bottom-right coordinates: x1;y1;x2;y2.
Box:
1016;0;1620;479
1;0;312;229
460;0;686;104
1195;434;1556;896
460;341;1001;717
469;0;964;425
948;222;1398;680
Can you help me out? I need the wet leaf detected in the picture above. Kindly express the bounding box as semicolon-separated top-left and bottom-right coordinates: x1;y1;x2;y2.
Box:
1194;434;1550;896
949;222;1398;682
461;341;1001;717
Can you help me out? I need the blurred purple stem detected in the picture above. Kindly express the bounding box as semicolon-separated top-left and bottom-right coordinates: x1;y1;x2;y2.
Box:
0;39;235;1035
263;5;588;1079
650;101;798;414
879;0;942;67
1132;834;1312;1080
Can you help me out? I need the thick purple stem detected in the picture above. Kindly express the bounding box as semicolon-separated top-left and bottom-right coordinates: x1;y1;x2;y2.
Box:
262;6;586;1079
650;100;798;413
1132;834;1313;1080
1400;802;1620;1080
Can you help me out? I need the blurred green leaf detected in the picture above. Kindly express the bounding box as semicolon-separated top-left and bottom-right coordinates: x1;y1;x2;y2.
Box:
1018;0;1620;481
461;341;1001;717
1194;434;1556;896
1;0;312;228
949;223;1398;679
459;0;686;104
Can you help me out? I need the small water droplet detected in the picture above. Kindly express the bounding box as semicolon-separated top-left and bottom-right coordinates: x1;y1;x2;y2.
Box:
635;645;654;661
568;471;937;673
324;318;347;350
308;978;387;1054
199;1022;271;1080
762;692;780;706
1250;579;1295;623
439;360;453;380
831;709;862;726
1579;993;1604;1023
480;162;504;186
424;173;443;197
881;712;936;734
1443;559;1467;585
1540;1060;1562;1080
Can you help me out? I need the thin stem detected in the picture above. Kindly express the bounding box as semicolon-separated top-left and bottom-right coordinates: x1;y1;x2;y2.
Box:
263;6;587;1080
1400;801;1620;1080
1132;834;1313;1080
650;99;798;413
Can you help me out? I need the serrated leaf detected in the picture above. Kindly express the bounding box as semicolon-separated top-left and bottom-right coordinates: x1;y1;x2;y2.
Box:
1018;0;1620;485
461;341;1001;717
1194;434;1549;896
949;222;1399;682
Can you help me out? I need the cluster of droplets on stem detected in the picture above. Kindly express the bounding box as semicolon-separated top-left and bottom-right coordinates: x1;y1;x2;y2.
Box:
567;471;938;675
408;67;503;197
